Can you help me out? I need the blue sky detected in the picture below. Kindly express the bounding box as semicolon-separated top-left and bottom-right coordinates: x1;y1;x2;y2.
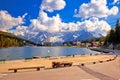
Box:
0;0;88;26
0;0;119;27
0;0;120;38
0;0;41;26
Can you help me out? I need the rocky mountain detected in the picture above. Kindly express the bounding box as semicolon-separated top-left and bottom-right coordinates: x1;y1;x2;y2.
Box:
22;29;105;45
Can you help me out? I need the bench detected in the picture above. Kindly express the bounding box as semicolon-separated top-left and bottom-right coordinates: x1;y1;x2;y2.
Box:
52;61;72;68
8;66;45;73
106;59;110;62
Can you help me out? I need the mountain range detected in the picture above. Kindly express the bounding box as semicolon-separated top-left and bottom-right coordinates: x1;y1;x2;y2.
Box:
22;29;106;45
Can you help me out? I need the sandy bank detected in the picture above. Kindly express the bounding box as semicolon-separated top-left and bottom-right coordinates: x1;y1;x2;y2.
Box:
0;54;119;80
0;54;115;73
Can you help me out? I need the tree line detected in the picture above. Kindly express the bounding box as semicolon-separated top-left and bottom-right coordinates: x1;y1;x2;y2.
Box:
0;35;24;48
81;37;105;43
104;20;120;48
0;31;41;48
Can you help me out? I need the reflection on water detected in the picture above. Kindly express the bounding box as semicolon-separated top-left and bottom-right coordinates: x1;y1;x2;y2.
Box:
0;47;99;60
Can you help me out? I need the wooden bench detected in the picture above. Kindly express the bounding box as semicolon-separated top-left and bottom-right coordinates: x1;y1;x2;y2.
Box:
52;61;72;68
8;66;45;73
61;62;73;67
106;59;110;62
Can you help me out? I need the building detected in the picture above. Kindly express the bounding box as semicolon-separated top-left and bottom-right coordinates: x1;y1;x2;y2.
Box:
42;42;52;46
72;40;81;46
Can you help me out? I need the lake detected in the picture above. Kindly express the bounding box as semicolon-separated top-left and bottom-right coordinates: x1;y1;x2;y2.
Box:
0;47;100;60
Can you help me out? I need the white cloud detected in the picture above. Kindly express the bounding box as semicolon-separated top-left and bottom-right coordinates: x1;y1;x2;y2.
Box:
28;9;111;39
7;0;112;42
79;17;111;36
62;22;79;32
41;0;66;12
109;6;119;15
30;19;47;31
112;0;120;4
29;11;62;32
63;17;111;36
0;10;27;31
74;0;119;18
49;36;64;42
10;25;28;36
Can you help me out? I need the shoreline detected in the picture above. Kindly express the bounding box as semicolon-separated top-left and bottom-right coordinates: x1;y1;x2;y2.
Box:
0;52;106;62
0;54;116;72
89;47;120;55
89;47;111;53
0;47;103;61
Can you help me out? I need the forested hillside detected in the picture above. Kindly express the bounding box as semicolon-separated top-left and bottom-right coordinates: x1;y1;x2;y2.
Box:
104;20;120;49
81;37;105;43
0;31;41;48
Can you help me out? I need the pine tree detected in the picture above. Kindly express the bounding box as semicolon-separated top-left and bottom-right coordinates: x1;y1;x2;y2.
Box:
104;29;114;46
108;29;115;44
115;20;120;43
104;20;120;46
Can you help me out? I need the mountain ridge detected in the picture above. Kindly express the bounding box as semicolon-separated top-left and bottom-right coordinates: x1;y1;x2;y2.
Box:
22;29;105;44
0;31;41;48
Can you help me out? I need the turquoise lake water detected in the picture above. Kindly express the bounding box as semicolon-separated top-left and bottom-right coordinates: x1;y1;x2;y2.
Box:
0;47;100;60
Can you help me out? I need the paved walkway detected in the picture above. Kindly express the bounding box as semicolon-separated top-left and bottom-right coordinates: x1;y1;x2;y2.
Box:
78;66;116;80
0;66;100;80
0;57;120;80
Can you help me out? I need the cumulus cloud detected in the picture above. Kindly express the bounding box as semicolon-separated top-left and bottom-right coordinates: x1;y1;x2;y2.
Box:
7;0;112;42
10;25;28;36
74;0;119;18
0;10;27;31
61;17;111;36
79;17;111;36
112;0;120;4
49;36;64;42
29;11;62;32
29;11;79;33
26;0;111;42
61;22;79;32
41;0;66;12
29;10;111;36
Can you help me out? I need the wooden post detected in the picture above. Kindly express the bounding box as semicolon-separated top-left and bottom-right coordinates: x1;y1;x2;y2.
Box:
93;62;96;64
14;69;17;73
37;67;40;71
99;61;103;63
81;63;84;66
